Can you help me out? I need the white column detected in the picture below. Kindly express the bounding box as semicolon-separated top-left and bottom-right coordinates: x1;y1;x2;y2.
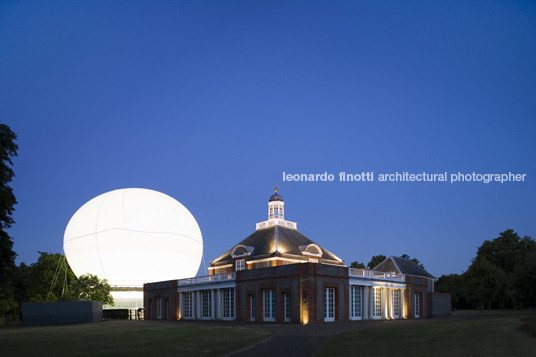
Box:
217;289;222;320
211;290;215;320
400;289;405;319
363;286;369;320
196;291;201;320
381;288;387;319
387;289;395;320
369;287;374;319
179;292;183;319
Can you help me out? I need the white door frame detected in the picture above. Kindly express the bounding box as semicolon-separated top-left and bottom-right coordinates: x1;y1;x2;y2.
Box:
414;293;420;318
324;288;335;322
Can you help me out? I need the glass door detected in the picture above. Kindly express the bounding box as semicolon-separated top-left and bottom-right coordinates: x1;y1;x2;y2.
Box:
324;288;335;322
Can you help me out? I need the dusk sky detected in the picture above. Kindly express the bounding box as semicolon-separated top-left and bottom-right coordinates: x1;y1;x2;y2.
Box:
2;1;535;278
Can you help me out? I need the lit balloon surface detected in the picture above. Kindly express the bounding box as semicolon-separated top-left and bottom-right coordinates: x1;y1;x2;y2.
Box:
64;188;203;287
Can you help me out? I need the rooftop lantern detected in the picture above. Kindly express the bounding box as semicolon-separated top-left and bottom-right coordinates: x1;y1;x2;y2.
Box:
256;187;297;230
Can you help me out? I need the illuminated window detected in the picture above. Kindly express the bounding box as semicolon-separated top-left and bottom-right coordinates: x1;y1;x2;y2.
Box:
350;286;362;319
236;259;245;271
264;289;275;321
324;288;335;322
223;288;234;319
202;291;212;318
373;288;382;318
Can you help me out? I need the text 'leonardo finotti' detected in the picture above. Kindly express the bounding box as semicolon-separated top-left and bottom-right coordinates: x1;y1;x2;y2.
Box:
282;171;527;184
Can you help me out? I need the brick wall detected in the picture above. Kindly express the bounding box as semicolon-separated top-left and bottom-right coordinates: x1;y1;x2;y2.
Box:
144;279;179;320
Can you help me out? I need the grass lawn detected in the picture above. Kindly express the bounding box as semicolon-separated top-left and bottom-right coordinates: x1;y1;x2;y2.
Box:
452;308;534;317
0;320;272;357
314;317;536;357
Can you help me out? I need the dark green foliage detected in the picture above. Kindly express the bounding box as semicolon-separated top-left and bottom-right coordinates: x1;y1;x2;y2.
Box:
463;229;536;310
0;123;18;231
367;255;386;269
513;253;536;315
70;273;114;305
0;123;18;315
436;273;471;309
464;257;507;312
476;229;536;274
349;261;365;269
21;252;114;306
24;252;78;303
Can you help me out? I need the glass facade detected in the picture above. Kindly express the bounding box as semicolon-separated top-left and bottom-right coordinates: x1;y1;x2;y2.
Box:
373;288;382;318
284;293;291;322
250;295;255;321
350;286;362;318
324;288;335;321
264;289;275;321
183;292;192;317
202;290;212;318
223;288;234;318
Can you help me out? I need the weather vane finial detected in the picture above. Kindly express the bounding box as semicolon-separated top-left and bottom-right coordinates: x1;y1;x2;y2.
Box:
274;184;279;194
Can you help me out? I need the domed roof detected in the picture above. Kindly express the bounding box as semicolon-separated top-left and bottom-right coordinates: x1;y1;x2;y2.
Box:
269;188;283;202
211;226;343;265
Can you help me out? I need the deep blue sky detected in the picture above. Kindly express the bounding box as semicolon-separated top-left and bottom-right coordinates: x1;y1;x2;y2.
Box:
2;1;535;278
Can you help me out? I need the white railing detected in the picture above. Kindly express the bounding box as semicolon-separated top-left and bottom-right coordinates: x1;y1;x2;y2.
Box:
177;272;236;286
255;219;297;230
349;268;404;281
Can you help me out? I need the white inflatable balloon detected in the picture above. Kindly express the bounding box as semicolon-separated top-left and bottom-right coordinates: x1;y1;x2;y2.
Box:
64;188;203;287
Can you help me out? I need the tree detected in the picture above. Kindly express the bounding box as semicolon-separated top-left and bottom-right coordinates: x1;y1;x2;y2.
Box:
464;257;506;312
513;253;536;316
0;123;18;316
436;273;470;310
476;229;536;274
467;229;536;309
25;252;78;302
367;255;386;269
24;252;113;306
70;274;114;306
350;261;366;269
400;254;425;269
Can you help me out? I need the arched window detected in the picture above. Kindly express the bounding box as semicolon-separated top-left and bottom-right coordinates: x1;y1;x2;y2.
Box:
299;244;323;257
231;245;254;258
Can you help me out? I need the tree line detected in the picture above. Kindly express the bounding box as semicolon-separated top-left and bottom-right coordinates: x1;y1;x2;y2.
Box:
0;123;112;316
436;229;536;313
350;253;425;270
351;230;536;314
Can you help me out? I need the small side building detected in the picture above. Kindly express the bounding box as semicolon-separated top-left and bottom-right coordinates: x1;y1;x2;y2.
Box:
373;256;451;317
22;301;103;326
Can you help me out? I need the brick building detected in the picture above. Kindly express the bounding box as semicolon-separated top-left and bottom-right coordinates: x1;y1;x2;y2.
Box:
144;189;450;323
